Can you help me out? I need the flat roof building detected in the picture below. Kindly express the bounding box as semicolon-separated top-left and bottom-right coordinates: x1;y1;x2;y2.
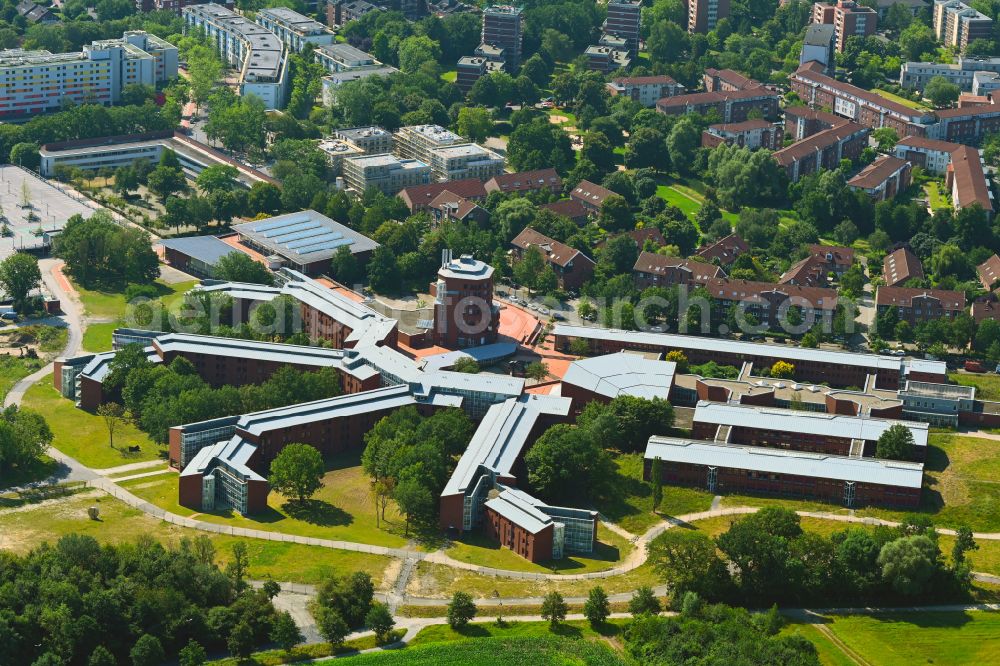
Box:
184;3;288;110
394;124;465;165
607;75;685;107
342;153;432;195
158;235;244;278
603;0;641;56
481;5;523;70
427;143;505;182
255;7;334;53
934;0;993;52
335;126;393;154
812;0;877;52
689;0;730;33
645;436;923;507
233;210;379;275
0;31;177;118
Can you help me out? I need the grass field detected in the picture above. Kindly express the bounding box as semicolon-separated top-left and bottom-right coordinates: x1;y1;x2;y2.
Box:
950;372;1000;400
0;354;43;400
406;558;660;600
81;321;119;352
445;526;632;574
408;618;626;646
598;453;714;535
440;70;457;82
335;635;624;665
22;373;163;468
119;451;410;548
206;636;380;666
0;493;396;587
656;184;703;220
814;610;1000;665
721;432;1000;533
74;278;197;320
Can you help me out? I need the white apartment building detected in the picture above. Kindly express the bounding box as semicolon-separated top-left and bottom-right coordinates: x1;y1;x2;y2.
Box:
342;153;431;194
427;143;505;182
183;3;288;110
254;7;334;53
314;42;397;105
0;31;177;118
318;137;363;175
900;56;1000;91
394;124;465;165
335;126;393;154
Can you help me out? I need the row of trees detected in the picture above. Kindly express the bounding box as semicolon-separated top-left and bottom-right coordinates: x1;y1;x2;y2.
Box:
104;350;342;443
649;507;979;606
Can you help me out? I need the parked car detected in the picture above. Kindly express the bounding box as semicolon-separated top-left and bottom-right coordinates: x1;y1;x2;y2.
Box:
965;360;987;373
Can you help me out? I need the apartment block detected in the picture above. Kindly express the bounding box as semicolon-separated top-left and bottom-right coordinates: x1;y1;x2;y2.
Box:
603;0;642;56
633;251;724;289
0;31;177;118
893;136;961;174
847;155;912;201
703;68;761;92
606;75;685;107
255;7;334;53
704;277;839;329
688;0;730;33
394;124;465;165
456;55;504;95
934;0;993;52
342;153;431;195
899;56;1000;92
811;0;877;52
335;126;393;154
947;144;994;216
656;87;780;123
875;286;966;325
790;61;936;136
427;143;505;182
773;121;869;181
318;137;364;175
585;45;631;74
315;43;397;104
326;0;383;26
183;3;288;110
511;228;596;292
696;233;749;266
701;119;783;149
800;24;836;75
481;5;523;70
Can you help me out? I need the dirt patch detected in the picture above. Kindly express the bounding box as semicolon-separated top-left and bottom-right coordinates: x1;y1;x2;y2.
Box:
382;559;404;591
548;114;569;124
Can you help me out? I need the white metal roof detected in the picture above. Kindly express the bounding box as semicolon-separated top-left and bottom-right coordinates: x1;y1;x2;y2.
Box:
484;489;552;534
645;436;924;488
236;385;415;436
562;352;676;400
553;324;945;374
442;394;572;497
693;401;929;447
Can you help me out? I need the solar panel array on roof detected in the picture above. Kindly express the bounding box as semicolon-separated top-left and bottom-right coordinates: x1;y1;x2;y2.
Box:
233;211;379;264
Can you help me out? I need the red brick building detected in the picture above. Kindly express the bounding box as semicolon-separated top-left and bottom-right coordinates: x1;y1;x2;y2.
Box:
430;251;499;348
811;0;877;52
848;155;912;201
656;87;780;123
703;68;758;92
773;121;869;181
510;228;596;292
484;168;562;196
882;247;924;286
633;251;724;289
701;119;783;150
695;233;750;266
875;286;966;325
569;180;616;213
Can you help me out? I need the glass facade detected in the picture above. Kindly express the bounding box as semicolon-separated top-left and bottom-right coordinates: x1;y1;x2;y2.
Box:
179;424;237;468
552;523;565;560
213;463;250;515
541;505;596;554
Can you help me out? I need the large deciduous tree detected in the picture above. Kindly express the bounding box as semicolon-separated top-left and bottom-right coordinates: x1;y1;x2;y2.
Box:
268;443;325;504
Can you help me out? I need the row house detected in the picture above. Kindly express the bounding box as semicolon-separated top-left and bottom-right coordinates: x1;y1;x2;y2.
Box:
875;286;966;325
704;277;839;329
633;251;725;289
656;87;780;123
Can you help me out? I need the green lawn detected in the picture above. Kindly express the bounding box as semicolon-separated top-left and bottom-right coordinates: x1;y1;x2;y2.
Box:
74;278;198;320
950;372;1000;400
206;636;380;666
873;88;931;112
656;184;703;220
445;525;632;575
926;181;951;211
440;70;457;82
0;493;395;587
598;453;714;535
120;451;409;548
0;355;43;401
781;622;859;666
721;432;1000;533
817;611;1000;666
21;373;163;468
334;635;625;665
409;618;626;647
407;558;661;600
82;321;119;352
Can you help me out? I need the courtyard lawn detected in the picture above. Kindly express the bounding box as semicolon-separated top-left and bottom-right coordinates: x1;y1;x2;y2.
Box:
950;371;1000;400
445;525;632;574
0;493;396;587
598;453;714;536
926;181;951;211
721;432;1000;533
21;373;163;468
82;321;119;352
818;611;1000;666
73;278;197;320
119;452;409;548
